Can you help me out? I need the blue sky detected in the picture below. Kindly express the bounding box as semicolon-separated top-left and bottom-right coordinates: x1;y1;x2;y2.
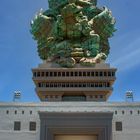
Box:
0;0;140;102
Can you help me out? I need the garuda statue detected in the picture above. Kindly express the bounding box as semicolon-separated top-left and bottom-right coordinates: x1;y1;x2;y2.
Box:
30;0;116;67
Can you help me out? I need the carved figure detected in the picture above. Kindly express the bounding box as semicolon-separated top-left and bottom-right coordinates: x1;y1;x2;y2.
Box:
31;0;116;67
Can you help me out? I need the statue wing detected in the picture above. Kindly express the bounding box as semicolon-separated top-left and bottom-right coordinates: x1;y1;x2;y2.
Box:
91;7;116;40
30;12;54;40
30;11;55;59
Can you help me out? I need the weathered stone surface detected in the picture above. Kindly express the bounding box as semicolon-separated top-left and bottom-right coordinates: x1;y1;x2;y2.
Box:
31;0;116;67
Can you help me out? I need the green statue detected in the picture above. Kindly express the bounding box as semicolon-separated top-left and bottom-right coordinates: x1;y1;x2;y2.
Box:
30;0;116;67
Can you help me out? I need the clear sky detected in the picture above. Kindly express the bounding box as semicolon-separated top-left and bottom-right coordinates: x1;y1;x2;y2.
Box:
0;0;140;102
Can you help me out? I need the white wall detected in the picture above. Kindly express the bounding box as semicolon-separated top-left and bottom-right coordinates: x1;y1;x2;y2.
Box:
0;102;140;140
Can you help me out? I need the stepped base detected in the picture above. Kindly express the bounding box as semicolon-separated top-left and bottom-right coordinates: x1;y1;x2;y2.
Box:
32;62;117;102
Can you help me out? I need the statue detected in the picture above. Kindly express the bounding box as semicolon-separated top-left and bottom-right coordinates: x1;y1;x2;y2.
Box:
30;0;116;67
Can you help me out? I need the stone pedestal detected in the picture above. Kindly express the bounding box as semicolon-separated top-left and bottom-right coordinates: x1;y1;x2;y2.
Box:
32;62;116;101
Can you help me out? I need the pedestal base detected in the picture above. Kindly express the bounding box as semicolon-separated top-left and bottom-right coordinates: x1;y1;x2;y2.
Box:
32;63;116;102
